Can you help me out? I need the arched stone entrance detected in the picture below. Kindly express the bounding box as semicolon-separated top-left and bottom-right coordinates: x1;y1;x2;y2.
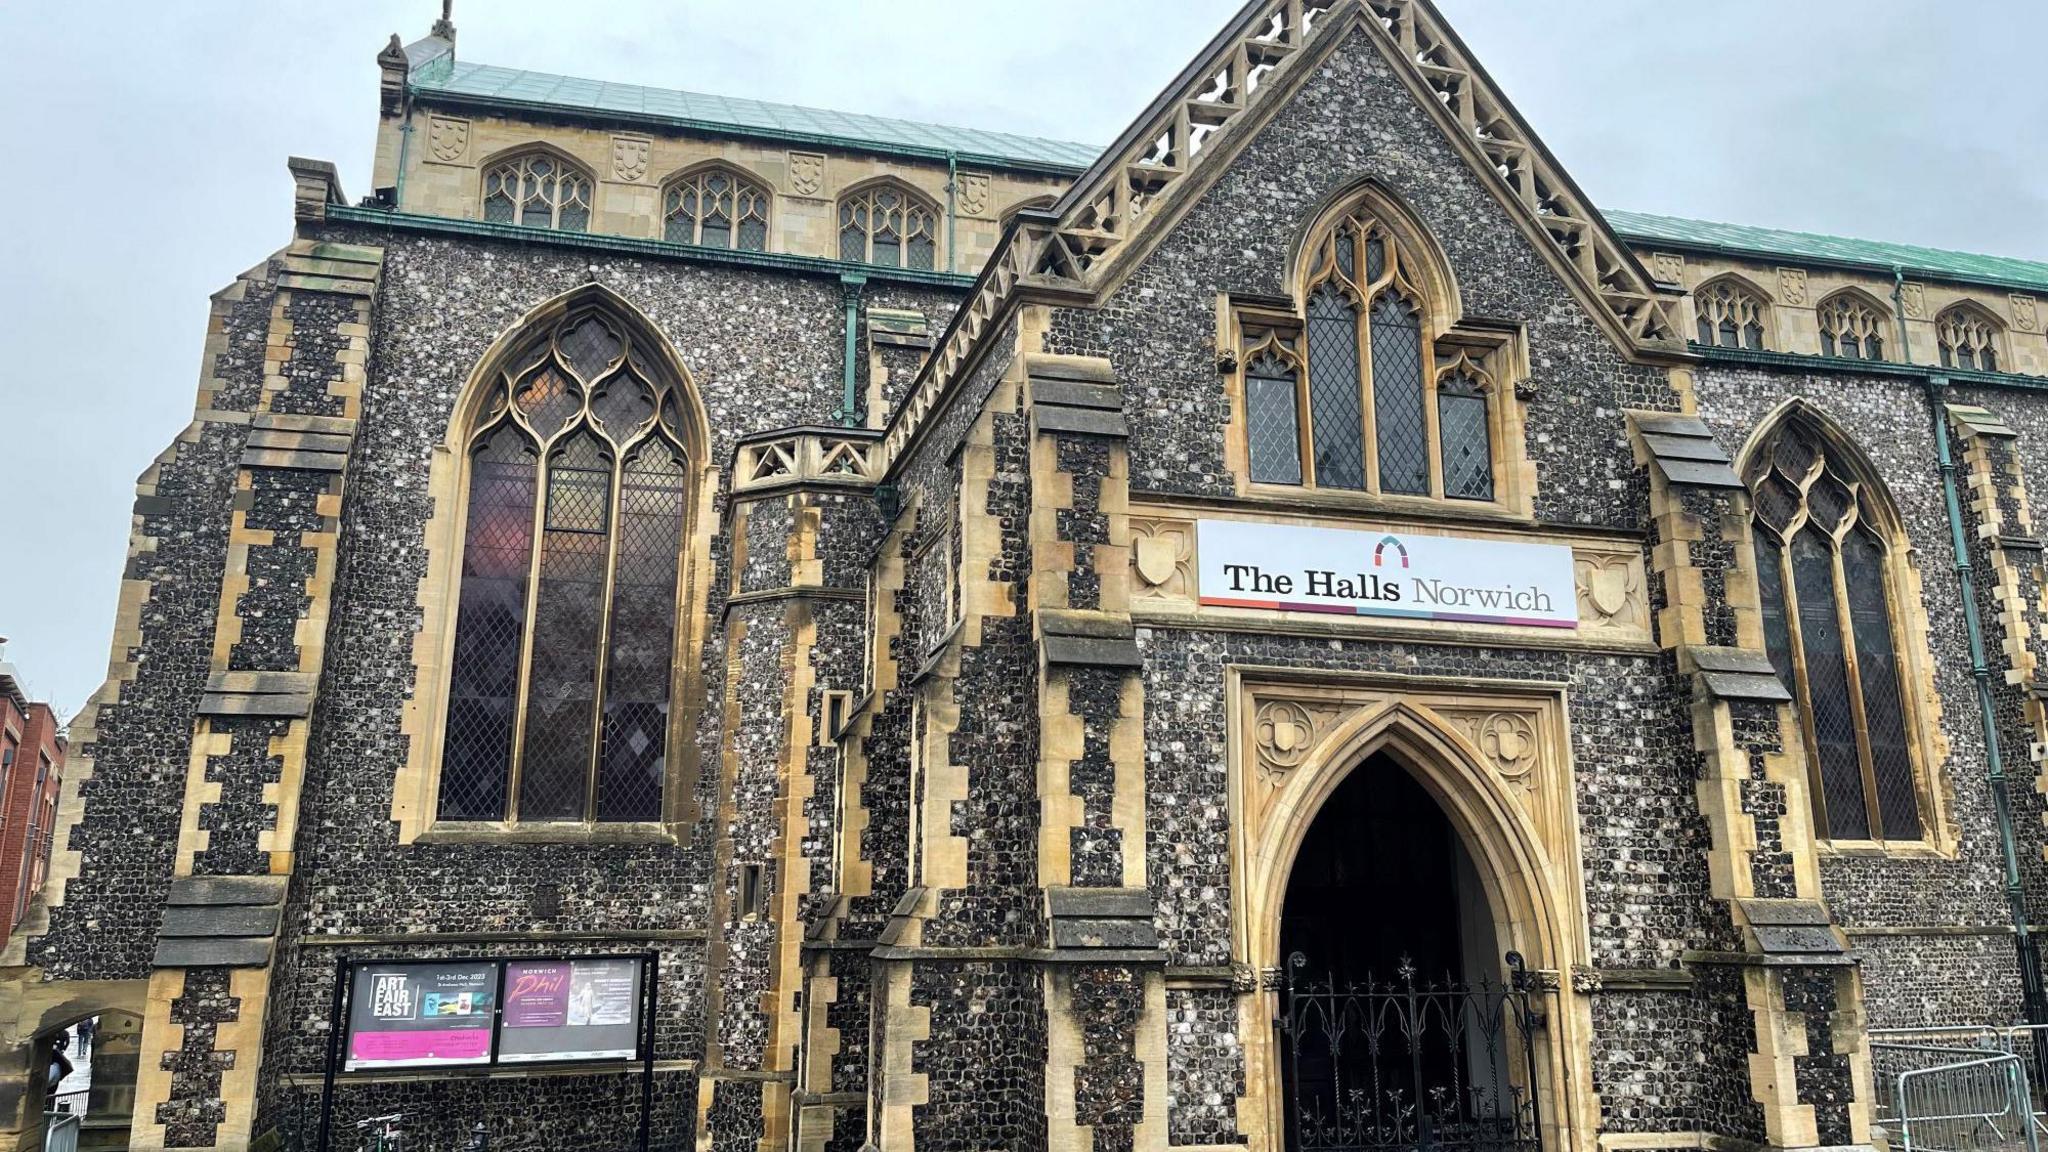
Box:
0;976;147;1152
1228;672;1595;1152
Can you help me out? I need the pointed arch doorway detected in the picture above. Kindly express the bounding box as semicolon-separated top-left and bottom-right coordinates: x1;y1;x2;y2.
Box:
1230;674;1594;1152
1277;754;1540;1152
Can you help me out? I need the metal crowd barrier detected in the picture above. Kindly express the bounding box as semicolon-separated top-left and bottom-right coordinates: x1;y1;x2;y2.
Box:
41;1112;79;1152
1871;1039;2041;1152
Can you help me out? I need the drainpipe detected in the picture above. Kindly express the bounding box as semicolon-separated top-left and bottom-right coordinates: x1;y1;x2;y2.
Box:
394;83;414;207
945;151;959;275
1908;266;2048;1027
839;272;867;427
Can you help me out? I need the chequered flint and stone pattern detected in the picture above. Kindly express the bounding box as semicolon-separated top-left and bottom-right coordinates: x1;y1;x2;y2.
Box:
1784;970;1855;1146
1071;966;1146;1152
31;262;285;980
1165;988;1243;1146
193;719;287;876
157;967;241;1149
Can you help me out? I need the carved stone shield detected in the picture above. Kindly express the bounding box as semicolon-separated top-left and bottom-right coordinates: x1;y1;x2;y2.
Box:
1588;564;1629;618
1135;536;1178;587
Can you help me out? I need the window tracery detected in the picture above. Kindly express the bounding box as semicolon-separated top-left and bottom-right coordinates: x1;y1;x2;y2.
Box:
1693;278;1770;350
1237;208;1496;503
1937;304;2003;372
664;167;770;251
1746;410;1925;843
838;182;939;270
1816;292;1888;362
482;151;594;232
439;308;696;826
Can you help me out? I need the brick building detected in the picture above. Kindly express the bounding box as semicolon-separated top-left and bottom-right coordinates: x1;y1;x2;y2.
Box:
0;643;64;947
9;2;2048;1150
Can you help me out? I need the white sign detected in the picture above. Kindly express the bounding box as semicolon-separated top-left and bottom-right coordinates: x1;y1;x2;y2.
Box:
1196;519;1578;629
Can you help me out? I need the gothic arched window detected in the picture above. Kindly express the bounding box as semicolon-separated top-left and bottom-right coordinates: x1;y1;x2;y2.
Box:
1694;278;1771;350
482;151;594;232
1816;292;1888;362
1747;410;1925;843
838;182;939;270
1937;304;2003;373
1240;210;1493;501
664;167;770;251
439;307;697;825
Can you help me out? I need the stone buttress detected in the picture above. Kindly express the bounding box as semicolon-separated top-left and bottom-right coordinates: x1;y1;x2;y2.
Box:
1632;395;1875;1150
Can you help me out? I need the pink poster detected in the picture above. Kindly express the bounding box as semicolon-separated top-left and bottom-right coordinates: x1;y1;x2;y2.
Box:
503;960;573;1028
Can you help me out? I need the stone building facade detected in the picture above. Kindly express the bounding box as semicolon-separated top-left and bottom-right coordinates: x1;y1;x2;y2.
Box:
11;2;2048;1151
0;645;64;947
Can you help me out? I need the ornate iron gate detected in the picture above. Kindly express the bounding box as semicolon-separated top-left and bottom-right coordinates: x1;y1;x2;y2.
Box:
1280;952;1543;1152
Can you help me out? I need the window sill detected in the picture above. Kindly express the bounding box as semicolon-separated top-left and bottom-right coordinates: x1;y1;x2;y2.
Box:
1817;838;1955;862
1227;483;1529;526
416;821;678;847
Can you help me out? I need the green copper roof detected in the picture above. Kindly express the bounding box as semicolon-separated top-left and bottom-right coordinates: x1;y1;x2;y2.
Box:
1607;209;2048;295
412;60;1102;173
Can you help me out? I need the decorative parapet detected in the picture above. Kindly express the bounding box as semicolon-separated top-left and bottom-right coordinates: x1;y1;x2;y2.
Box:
731;426;885;495
287;156;347;222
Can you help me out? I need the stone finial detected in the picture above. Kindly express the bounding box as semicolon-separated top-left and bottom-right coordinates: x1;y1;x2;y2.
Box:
431;0;456;44
377;34;408;115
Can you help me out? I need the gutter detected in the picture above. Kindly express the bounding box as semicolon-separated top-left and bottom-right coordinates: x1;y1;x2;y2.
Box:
1906;265;2048;1028
946;152;959;276
839;273;868;427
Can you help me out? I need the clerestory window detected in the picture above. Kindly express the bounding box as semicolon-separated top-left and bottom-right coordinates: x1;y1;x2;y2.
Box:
838;182;939;270
1693;278;1771;350
1816;292;1889;362
1747;410;1926;843
438;308;697;826
482;151;594;233
1937;304;2003;373
664;167;770;251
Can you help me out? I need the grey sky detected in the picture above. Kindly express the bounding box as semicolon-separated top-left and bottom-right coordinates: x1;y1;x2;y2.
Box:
2;1;2044;713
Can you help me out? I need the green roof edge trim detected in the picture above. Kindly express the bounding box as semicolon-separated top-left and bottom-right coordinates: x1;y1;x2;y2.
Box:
322;206;981;289
407;86;1095;179
1691;343;2048;392
1610;209;2048;298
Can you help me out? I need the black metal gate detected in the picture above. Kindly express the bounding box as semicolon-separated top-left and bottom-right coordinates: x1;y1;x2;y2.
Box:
1280;952;1543;1152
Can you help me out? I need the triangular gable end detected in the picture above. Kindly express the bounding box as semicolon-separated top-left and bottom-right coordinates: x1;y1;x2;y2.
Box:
881;0;1684;472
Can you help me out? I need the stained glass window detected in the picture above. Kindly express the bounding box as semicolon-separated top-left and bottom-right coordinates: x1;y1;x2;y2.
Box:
1747;413;1925;842
838;183;940;269
664;168;770;251
438;309;697;826
481;152;594;232
1938;305;2003;373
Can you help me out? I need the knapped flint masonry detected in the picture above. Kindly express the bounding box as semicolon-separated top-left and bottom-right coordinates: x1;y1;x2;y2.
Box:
11;1;2048;1150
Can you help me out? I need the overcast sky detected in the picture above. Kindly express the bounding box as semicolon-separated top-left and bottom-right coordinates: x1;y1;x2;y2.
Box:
2;1;2044;713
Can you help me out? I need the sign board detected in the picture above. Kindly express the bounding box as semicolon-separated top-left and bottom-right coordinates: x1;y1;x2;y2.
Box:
341;956;646;1073
499;957;644;1063
1196;519;1578;629
345;962;497;1071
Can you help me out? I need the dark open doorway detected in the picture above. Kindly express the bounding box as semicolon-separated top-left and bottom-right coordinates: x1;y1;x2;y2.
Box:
1277;754;1539;1152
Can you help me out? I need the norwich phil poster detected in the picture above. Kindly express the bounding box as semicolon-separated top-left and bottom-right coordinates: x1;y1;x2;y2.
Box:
498;956;643;1063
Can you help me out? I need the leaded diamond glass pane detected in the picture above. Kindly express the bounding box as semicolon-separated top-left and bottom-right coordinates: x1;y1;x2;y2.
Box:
1336;234;1356;279
1845;529;1920;840
1755;534;1795;693
1808;474;1853;532
515;364;581;441
703;215;731;249
1755;473;1800;533
1438;378;1492;501
874;236;901;268
484;189;516;225
1305;286;1364;490
558;200;590;233
841;224;867;263
1371;294;1428;495
1245;355;1303;486
591;370;657;438
738;217;768;251
1985;346;2000;372
1792;528;1870;840
439;426;537;821
561;317;622;381
1365;236;1386;282
598;444;688;822
908;235;936;271
518;433;613;821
